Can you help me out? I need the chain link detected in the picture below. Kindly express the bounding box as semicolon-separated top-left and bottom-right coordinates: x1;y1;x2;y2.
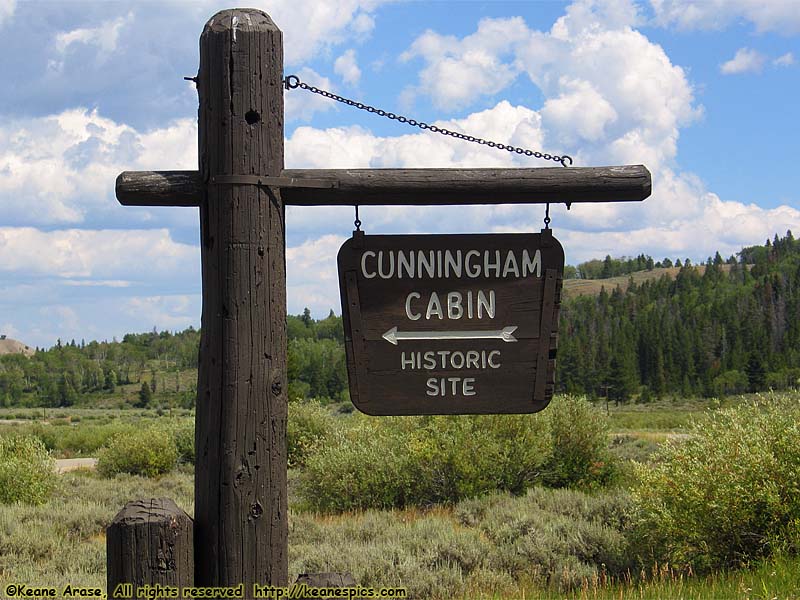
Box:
284;75;572;168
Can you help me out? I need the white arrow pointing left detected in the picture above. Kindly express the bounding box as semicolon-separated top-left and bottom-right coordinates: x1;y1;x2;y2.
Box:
382;326;518;345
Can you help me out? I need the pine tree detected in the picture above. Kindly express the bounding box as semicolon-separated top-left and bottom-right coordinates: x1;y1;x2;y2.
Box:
607;354;636;404
601;255;613;279
137;382;153;408
105;369;117;393
746;353;766;392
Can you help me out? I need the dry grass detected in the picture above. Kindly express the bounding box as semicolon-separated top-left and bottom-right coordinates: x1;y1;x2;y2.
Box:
563;264;737;299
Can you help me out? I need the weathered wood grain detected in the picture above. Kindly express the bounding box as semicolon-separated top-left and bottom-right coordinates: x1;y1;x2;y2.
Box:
115;171;201;206
106;498;193;599
116;165;652;206
194;8;287;588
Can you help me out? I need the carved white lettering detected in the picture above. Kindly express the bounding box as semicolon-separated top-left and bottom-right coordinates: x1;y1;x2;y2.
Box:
522;249;541;277
477;290;495;319
377;251;394;278
465;250;481;278
447;292;463;319
405;292;421;321
426;292;444;320
361;251;376;278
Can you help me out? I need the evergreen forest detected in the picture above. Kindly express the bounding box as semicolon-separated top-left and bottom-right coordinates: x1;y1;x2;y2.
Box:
558;231;800;401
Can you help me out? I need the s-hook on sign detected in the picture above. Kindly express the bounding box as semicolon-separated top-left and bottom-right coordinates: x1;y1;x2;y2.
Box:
338;230;564;415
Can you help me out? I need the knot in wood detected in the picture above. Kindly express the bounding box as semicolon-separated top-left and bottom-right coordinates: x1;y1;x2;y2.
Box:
249;501;264;520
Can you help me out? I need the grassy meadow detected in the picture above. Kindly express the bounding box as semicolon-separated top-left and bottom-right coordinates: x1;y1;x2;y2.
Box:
1;393;799;599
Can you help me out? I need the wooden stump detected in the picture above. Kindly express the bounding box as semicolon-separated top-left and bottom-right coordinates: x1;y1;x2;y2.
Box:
106;498;193;599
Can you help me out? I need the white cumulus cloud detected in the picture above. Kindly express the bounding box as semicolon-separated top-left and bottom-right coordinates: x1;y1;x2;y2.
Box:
0;108;196;227
650;0;800;34
540;78;618;145
720;48;766;75
286;234;346;316
334;49;362;85
774;52;795;67
0;0;14;26
400;16;530;110
55;12;134;55
399;0;699;175
0;227;199;281
261;0;394;65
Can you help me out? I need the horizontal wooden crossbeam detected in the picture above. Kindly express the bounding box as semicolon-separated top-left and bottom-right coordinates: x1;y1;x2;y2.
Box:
116;165;651;207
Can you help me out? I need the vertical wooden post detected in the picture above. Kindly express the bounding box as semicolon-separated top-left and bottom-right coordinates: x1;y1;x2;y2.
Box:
106;498;193;599
195;9;287;587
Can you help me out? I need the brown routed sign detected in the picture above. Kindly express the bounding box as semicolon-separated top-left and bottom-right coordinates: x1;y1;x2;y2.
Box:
338;230;564;415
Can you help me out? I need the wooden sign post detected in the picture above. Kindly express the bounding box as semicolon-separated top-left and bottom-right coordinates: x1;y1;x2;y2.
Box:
111;6;651;594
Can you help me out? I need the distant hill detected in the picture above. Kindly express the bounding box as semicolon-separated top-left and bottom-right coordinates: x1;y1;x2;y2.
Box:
0;336;34;357
563;264;737;299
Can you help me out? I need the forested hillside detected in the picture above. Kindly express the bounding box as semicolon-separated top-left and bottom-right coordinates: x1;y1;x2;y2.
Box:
557;232;800;400
1;233;798;407
0;329;201;407
0;312;348;408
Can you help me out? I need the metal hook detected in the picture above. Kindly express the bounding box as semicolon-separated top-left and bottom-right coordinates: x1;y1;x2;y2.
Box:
543;203;551;229
284;75;300;90
354;205;362;231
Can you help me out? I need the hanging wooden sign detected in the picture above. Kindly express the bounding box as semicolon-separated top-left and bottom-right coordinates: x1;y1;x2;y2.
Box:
338;230;564;415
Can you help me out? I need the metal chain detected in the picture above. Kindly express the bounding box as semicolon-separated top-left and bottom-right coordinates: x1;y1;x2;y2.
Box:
284;75;572;168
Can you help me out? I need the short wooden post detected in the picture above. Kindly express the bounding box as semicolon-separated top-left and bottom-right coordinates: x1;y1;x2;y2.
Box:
195;9;288;588
106;498;193;599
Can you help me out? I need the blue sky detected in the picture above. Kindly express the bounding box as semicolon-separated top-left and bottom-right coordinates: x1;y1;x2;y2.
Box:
1;0;798;348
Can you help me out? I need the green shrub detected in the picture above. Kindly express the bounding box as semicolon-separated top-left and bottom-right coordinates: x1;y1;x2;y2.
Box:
50;423;135;457
97;427;178;478
288;401;336;468
299;413;552;512
632;392;800;571
300;418;411;511
543;395;616;488
712;369;749;396
0;435;57;504
4;422;136;458
407;415;552;503
158;419;195;465
298;395;617;513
